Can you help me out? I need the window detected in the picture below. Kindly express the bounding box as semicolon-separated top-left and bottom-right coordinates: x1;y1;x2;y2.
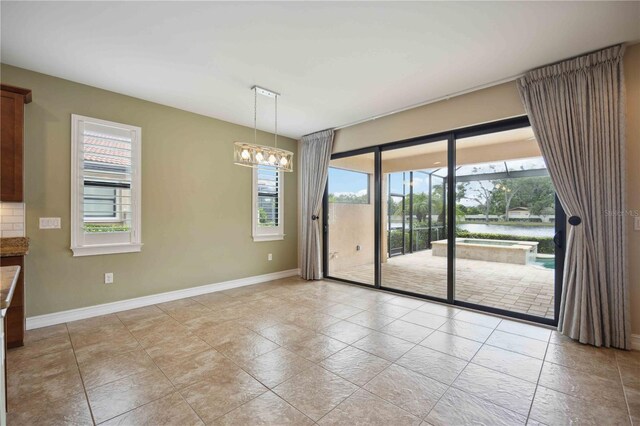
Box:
71;115;142;256
252;165;284;241
328;167;370;204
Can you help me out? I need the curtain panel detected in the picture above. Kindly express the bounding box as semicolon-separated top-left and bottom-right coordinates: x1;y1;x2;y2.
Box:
300;129;334;280
517;45;629;348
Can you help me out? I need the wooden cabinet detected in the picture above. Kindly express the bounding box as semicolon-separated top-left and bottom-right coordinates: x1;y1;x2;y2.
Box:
0;257;24;348
1;85;31;202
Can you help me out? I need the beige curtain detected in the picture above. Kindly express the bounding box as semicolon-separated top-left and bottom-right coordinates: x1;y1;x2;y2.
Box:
517;45;629;349
300;129;334;280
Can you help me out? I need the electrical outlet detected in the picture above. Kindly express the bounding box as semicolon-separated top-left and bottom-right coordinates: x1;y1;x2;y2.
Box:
104;273;114;284
268;253;273;261
39;217;61;229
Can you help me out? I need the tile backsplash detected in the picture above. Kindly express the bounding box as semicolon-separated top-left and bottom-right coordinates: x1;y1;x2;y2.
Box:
0;202;25;238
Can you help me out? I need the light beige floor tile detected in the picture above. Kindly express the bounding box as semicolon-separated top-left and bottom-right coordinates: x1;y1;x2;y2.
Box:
320;346;391;386
318;388;421;425
191;291;233;309
87;369;175;424
367;302;413;319
453;363;536;416
454;310;501;328
529;386;631;425
545;342;619;379
23;324;69;345
353;330;416;361
214;332;280;364
259;323;317;346
238;347;315;388
273;365;358;421
625;386;640;419
387;296;426;310
346;311;396;330
8;364;84;405
7;390;93;426
320;320;372;344
78;348;156;389
194;321;253;347
143;334;211;365
7;334;72;362
212;391;314;425
396;344;468;385
166;304;215;323
486;330;548;359
116;305;168;326
101;392;204;426
438;319;494;343
7;346;76;376
73;330;141;364
496;319;551;342
380;319;435;344
401;311;449;329
416;302;460;318
179;369;268;423
66;314;122;334
322;302;363;319
420;331;482;361
284;333;347;362
282;311;342;332
471;344;543;383
155;348;239;389
538;362;627;409
182;314;231;336
364;364;448;418
235;313;283;332
426;387;527;426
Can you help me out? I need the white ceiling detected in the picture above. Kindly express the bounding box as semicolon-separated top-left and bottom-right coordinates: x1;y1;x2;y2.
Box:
2;2;639;139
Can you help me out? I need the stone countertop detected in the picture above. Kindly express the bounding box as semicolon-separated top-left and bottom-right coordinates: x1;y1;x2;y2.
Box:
0;265;20;316
0;237;29;257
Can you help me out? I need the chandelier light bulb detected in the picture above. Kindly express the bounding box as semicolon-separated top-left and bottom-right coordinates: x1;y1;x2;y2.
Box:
256;151;264;162
241;149;250;160
280;156;288;166
268;154;277;164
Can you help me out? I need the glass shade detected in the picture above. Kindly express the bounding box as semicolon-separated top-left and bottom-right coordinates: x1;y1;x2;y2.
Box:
234;142;294;172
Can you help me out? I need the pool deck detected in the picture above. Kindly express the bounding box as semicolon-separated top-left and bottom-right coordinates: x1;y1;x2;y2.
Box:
330;249;555;319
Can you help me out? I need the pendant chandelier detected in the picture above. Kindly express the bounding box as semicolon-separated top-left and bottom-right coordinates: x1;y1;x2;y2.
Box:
234;85;294;172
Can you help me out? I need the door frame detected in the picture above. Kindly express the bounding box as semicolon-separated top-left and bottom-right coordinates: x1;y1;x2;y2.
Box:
323;116;565;326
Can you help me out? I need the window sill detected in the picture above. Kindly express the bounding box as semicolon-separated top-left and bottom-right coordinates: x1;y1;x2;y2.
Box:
252;234;285;242
71;243;143;257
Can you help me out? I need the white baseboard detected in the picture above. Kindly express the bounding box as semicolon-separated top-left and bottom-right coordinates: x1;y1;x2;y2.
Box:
632;334;640;351
26;268;300;330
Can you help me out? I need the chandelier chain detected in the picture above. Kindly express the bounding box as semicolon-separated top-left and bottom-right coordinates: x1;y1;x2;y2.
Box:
274;94;278;149
253;87;257;145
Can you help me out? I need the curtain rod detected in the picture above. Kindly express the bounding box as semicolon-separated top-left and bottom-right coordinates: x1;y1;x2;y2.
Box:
331;42;631;133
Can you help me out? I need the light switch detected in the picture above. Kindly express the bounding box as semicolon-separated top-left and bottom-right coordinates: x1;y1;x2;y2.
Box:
39;217;61;229
635;216;640;231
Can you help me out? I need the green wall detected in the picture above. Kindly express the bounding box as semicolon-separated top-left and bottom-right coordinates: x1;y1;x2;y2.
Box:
0;64;299;317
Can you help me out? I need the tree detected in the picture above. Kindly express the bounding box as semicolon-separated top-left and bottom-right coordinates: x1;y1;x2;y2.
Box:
464;181;499;222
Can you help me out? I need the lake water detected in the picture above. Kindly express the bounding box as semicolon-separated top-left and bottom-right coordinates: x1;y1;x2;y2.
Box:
459;223;554;237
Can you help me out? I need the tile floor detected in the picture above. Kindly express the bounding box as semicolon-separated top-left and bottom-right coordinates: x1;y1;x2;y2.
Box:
7;277;638;425
331;250;556;319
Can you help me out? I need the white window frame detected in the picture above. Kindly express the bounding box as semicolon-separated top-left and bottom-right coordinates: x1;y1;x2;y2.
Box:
71;114;142;256
252;166;285;242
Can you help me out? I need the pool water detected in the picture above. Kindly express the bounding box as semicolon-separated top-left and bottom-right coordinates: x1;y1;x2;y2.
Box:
534;257;555;269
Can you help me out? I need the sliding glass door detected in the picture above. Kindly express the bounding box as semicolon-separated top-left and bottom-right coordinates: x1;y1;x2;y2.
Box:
323;117;565;325
380;140;450;301
454;126;563;321
325;152;377;286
